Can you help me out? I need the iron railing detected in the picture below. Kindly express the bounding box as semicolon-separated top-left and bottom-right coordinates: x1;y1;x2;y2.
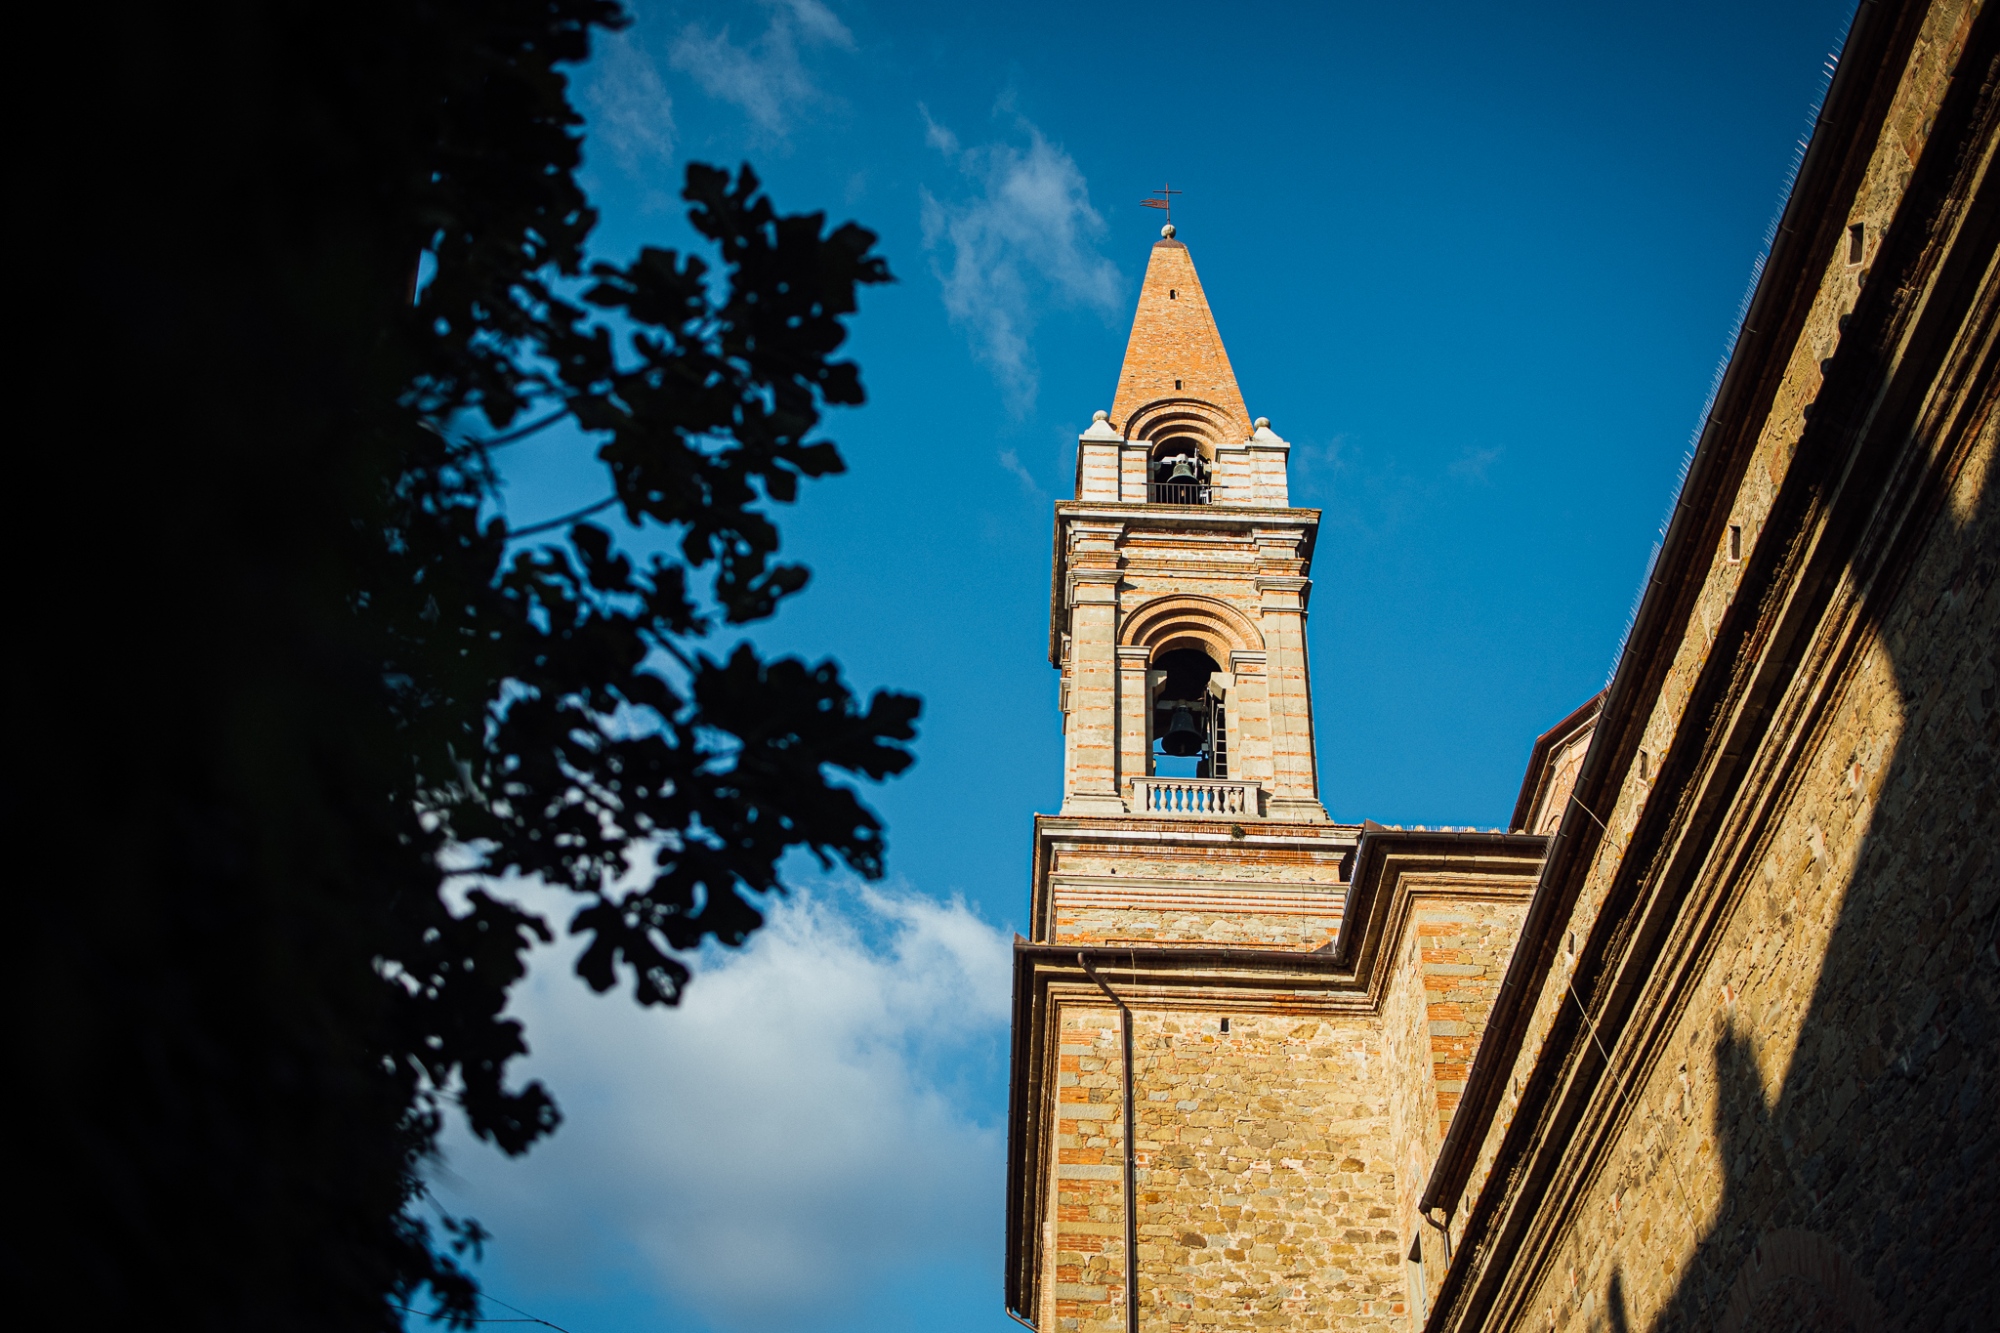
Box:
1148;481;1210;505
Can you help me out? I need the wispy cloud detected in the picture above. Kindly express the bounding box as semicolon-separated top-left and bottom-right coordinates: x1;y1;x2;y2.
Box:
1447;445;1503;483
580;28;676;177
433;883;1009;1333
997;447;1044;496
919;108;1122;413
669;0;854;136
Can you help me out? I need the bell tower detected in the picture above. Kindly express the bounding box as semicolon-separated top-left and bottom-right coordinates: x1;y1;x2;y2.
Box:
1055;223;1326;823
1009;225;1368;1333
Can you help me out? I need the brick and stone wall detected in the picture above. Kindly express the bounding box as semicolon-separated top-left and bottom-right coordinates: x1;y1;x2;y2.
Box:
1509;382;1995;1333
1424;4;1995;1328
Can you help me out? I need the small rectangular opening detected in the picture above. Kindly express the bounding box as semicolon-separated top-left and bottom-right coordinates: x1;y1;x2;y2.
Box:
1638;750;1649;781
1219;1017;1230;1034
1728;523;1743;563
1848;223;1865;265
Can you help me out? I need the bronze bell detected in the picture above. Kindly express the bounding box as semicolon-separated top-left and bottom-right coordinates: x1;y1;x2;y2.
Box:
1161;704;1204;756
1167;457;1197;483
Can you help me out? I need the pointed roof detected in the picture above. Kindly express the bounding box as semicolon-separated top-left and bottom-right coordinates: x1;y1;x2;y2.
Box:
1108;233;1252;442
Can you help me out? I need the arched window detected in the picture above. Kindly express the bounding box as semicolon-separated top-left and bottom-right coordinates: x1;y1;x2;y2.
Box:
1149;647;1228;779
1148;435;1210;506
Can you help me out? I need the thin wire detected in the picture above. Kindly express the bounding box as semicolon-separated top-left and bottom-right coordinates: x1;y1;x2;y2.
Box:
476;406;574;450
1562;779;1703;1228
479;1292;578;1332
391;1302;576;1333
1567;791;1610;834
1564;974;1702;1236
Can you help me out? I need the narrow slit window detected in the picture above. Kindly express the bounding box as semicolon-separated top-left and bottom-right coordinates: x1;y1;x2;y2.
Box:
1169;288;1177;299
1219;1017;1230;1034
1728;523;1743;562
1848;223;1865;264
1638;750;1650;780
1175;379;1182;389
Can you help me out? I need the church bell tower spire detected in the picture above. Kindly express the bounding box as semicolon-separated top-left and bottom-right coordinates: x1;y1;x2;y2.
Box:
1054;224;1326;821
1012;226;1363;1333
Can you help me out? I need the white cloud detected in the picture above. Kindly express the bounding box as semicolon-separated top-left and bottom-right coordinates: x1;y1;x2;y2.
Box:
669;0;854;136
1447;445;1503;483
997;447;1044;496
581;28;676;176
780;0;856;50
432;883;1010;1333
920;112;1123;412
919;102;959;156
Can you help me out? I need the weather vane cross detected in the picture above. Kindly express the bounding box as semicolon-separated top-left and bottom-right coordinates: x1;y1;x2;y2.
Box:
1140;182;1182;225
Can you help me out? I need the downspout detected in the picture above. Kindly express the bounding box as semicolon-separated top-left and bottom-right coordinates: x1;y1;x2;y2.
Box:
1080;953;1140;1333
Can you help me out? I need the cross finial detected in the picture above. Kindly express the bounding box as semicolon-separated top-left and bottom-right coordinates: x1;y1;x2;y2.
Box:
1140;182;1182;227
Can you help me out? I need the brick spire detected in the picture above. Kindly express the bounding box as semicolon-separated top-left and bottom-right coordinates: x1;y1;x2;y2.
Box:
1107;228;1252;441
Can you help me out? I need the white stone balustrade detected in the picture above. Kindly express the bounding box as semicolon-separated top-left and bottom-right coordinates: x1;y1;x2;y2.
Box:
1130;777;1263;819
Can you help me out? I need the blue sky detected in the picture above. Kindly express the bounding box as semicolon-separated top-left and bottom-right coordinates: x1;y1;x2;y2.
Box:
428;2;1857;1330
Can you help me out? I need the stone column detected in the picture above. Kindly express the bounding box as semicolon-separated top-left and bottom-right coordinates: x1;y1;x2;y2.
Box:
1063;521;1128;815
1229;650;1273;793
1116;646;1152;809
1247;420;1292;506
1075;412;1123;500
1120;441;1151;502
1257;570;1326;822
1211;442;1252;505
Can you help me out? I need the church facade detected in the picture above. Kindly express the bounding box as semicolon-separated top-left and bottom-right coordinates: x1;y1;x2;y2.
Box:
1004;1;1997;1328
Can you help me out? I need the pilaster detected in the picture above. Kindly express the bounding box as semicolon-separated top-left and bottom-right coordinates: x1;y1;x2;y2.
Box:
1247;420;1292;506
1211;442;1253;505
1228;649;1275;787
1076;411;1123;501
1119;442;1151;502
1116;645;1152;805
1256;565;1324;821
1062;521;1128;815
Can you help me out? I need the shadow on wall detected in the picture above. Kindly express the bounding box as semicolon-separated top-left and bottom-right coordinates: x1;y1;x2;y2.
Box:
1639;437;1997;1328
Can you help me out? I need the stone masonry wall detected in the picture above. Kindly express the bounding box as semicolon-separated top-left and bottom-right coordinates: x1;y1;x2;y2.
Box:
1130;1007;1408;1332
1052;1004;1130;1333
1513;380;1995;1333
1418;900;1532;1140
1378;890;1534;1316
1053;892;1344;950
1440;0;1986;1277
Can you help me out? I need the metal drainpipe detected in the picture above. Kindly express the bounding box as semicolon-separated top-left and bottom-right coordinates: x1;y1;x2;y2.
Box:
1080;953;1140;1333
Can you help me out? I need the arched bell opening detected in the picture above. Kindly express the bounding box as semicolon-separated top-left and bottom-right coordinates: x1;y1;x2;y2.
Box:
1148;647;1230;779
1148;435;1211;506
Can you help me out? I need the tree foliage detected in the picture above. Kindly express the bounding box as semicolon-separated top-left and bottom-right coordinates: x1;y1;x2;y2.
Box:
21;1;915;1327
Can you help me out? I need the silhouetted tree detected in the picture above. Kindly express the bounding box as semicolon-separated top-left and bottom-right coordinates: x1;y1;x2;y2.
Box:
17;2;915;1328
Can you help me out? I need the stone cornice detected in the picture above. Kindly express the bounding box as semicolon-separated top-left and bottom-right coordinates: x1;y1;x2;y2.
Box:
1029;813;1358;949
1048;502;1321;664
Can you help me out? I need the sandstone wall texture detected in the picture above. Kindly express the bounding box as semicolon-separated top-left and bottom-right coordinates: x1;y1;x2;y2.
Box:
1131;1009;1408;1332
1505;395;1994;1333
1048;997;1415;1333
1427;3;1996;1328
